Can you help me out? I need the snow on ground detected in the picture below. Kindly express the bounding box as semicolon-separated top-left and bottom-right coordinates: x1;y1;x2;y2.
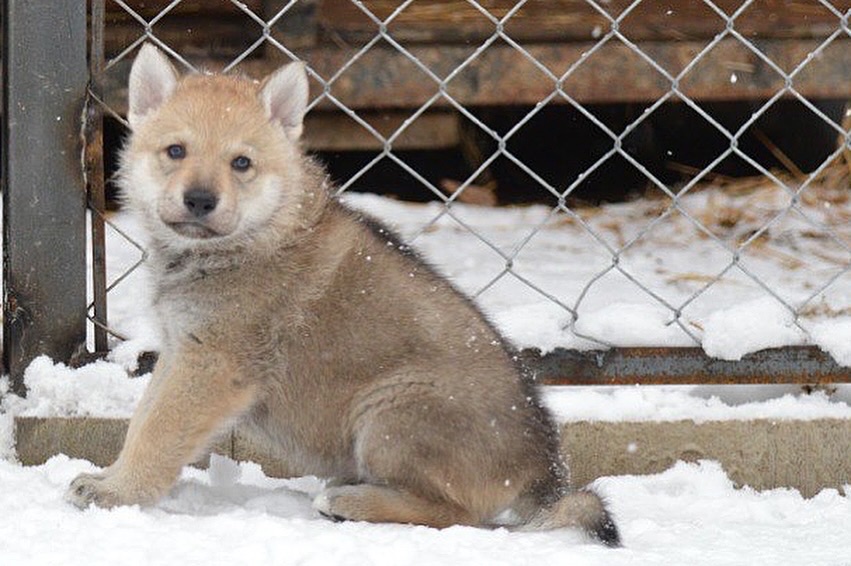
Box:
0;455;848;566
1;187;850;564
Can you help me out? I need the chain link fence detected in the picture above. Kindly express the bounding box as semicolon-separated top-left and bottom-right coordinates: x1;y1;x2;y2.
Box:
6;0;851;387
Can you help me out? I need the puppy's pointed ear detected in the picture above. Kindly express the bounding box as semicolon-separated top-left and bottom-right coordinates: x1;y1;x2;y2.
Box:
128;44;178;129
259;62;309;141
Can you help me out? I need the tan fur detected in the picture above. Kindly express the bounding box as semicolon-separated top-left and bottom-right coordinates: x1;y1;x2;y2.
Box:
67;44;619;547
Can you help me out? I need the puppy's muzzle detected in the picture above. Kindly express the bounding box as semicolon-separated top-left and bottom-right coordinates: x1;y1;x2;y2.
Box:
183;187;218;218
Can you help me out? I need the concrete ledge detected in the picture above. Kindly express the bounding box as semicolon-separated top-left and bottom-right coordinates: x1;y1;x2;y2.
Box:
14;417;851;498
562;420;850;497
15;417;128;469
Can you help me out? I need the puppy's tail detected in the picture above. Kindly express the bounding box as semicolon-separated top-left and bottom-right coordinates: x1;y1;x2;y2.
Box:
517;489;621;547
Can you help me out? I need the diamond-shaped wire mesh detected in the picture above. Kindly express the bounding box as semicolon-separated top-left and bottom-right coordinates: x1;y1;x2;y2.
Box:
89;0;851;358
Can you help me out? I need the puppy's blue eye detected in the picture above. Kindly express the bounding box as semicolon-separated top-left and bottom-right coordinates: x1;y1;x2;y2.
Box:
166;144;186;159
231;155;251;172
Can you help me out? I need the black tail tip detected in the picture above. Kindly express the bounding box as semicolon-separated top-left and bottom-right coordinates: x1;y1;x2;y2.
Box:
591;510;621;547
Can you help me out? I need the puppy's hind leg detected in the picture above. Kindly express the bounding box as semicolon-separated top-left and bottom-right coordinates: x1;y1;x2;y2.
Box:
324;380;522;529
313;484;476;529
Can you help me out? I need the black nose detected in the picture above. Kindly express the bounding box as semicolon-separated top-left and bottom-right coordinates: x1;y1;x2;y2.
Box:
183;188;218;218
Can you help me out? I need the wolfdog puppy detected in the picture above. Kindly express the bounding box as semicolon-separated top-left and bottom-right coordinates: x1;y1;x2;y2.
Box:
67;43;619;546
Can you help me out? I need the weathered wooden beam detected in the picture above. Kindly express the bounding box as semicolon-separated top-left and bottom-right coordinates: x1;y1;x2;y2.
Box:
101;37;851;115
320;0;851;44
102;1;851;56
304;110;460;151
102;0;313;58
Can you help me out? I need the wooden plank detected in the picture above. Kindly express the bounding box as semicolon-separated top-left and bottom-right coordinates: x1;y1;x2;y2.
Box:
105;0;264;18
304;110;460;150
318;0;851;43
99;37;851;117
98;38;851;151
103;0;266;57
104;20;261;59
290;38;850;105
102;0;320;56
101;0;851;60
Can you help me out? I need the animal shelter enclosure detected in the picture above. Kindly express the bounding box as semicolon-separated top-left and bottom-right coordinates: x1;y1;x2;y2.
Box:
3;0;851;389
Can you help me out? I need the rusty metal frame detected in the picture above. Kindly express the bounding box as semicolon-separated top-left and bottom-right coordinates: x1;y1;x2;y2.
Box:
127;345;851;385
524;345;850;386
2;0;89;393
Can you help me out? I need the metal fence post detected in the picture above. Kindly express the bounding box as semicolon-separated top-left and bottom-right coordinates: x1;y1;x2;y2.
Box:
88;0;110;354
2;0;89;394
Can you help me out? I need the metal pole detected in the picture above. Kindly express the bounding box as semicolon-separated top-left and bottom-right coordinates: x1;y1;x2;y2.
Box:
88;0;110;354
3;0;89;394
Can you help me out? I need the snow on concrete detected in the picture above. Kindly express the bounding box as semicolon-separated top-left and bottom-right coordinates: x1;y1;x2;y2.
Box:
5;356;150;419
543;385;851;423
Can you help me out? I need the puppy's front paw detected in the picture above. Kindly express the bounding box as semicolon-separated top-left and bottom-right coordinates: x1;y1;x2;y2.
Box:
67;473;121;510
